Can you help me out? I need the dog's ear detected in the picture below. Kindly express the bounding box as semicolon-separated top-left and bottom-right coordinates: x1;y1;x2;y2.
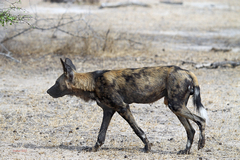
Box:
60;58;66;73
60;58;74;82
65;58;76;71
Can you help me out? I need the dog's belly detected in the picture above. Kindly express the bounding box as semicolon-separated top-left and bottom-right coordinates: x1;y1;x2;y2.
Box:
120;88;167;104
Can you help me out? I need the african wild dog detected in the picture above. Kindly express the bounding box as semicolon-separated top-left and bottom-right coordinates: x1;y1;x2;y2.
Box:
47;58;208;154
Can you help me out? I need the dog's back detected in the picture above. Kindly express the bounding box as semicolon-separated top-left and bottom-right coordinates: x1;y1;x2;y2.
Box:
94;66;192;104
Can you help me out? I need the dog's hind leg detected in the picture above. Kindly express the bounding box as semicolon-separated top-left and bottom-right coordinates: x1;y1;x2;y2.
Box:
169;102;206;154
117;105;151;152
167;71;206;154
176;115;195;154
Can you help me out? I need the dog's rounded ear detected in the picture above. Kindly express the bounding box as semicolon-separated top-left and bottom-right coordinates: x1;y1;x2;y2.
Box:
65;58;76;71
65;63;74;81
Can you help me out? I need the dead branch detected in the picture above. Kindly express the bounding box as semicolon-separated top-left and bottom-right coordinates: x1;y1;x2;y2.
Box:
1;16;86;44
99;1;150;9
160;1;183;5
180;61;196;65
51;9;69;38
56;28;86;38
1;27;33;44
195;61;240;69
210;47;232;52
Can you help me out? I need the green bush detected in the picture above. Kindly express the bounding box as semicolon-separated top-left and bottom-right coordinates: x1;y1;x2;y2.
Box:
0;0;27;27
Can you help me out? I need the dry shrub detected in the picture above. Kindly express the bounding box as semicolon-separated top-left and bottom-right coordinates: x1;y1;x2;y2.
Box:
52;36;100;56
50;31;151;57
0;15;151;58
52;35;111;56
1;30;151;58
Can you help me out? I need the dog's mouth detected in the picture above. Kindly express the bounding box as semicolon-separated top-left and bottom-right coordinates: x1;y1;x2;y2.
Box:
47;89;62;98
47;87;72;98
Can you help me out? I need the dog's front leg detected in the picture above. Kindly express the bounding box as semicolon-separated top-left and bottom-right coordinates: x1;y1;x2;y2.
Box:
91;107;115;152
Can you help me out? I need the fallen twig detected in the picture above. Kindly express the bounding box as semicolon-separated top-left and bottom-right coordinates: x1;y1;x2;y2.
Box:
180;61;196;65
99;1;150;9
0;43;20;63
195;61;240;69
0;52;20;63
160;1;183;5
210;47;232;52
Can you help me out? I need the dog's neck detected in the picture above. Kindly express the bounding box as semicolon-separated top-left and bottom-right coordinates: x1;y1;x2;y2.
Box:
72;72;95;92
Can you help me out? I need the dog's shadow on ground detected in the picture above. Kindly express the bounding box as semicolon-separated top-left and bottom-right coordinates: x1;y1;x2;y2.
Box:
11;143;175;155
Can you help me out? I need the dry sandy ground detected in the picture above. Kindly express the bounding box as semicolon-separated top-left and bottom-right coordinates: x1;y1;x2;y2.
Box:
0;0;240;159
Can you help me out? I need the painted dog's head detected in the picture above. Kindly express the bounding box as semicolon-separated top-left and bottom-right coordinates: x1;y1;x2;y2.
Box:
47;58;76;98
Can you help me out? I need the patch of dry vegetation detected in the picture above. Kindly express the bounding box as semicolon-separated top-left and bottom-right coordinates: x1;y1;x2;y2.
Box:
0;11;151;59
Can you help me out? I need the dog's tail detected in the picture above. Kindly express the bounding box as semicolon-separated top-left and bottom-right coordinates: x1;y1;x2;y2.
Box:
189;72;208;124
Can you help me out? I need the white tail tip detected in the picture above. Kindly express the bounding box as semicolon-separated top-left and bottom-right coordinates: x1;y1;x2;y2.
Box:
199;107;208;125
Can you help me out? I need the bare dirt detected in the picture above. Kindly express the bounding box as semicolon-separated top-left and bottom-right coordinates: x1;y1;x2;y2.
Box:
0;0;240;159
